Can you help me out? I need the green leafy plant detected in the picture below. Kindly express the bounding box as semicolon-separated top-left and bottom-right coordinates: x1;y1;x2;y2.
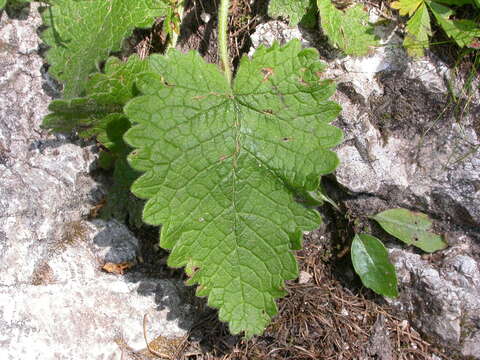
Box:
391;0;480;56
38;0;449;337
268;0;311;25
41;0;169;97
268;0;378;55
317;0;378;55
41;0;344;336
350;207;447;297
124;40;342;336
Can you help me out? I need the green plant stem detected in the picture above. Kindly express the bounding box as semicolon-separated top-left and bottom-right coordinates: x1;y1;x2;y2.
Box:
218;0;232;85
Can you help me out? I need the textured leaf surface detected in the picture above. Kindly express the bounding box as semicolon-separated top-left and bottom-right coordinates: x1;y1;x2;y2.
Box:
43;55;148;226
372;208;447;253
391;0;423;16
268;0;311;25
428;1;480;48
124;40;342;336
41;0;167;97
404;2;431;57
317;0;378;56
351;234;398;298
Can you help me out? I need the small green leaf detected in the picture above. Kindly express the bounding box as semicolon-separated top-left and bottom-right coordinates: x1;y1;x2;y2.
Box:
351;234;398;298
404;2;431;57
317;0;378;56
0;0;7;9
391;0;423;16
428;1;480;48
372;208;447;253
268;0;311;25
41;0;167;97
124;40;342;336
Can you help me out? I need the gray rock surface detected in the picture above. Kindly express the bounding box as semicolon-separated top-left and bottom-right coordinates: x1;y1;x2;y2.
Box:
328;23;480;358
250;19;480;358
331;54;479;227
0;5;192;359
326;21;480;359
389;237;480;358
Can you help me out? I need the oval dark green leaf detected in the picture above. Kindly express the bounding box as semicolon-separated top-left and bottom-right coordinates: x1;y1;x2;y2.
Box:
351;233;398;298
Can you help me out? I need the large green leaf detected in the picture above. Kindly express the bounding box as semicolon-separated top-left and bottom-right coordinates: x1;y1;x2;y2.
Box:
372;208;447;253
317;0;378;56
268;0;311;25
428;1;480;48
41;0;167;97
124;40;342;336
0;0;7;9
404;2;431;57
351;234;398;298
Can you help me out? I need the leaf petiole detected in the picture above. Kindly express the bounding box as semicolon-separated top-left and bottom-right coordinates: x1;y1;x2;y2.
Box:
218;0;232;85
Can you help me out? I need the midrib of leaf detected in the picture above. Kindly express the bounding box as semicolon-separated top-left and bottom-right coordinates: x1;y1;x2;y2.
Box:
231;101;245;313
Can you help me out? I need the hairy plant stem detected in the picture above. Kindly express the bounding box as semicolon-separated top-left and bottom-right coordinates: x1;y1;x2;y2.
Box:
218;0;232;85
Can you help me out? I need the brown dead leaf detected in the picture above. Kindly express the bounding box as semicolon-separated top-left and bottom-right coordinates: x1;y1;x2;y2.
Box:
102;262;135;275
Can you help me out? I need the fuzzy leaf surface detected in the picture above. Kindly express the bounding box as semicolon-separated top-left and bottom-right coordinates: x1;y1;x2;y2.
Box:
351;234;398;298
41;0;167;97
372;208;447;253
404;2;431;57
124;40;342;336
268;0;311;25
317;0;378;55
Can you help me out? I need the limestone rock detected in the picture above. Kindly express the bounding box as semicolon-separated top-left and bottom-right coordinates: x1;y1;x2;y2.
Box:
388;238;480;358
